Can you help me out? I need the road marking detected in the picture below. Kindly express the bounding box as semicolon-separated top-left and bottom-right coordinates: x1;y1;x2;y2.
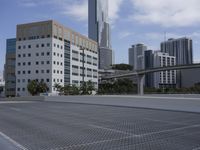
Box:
88;124;135;136
0;101;33;104
0;131;28;150
144;118;189;126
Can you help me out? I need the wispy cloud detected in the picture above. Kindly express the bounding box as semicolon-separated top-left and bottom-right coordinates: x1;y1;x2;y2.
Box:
118;31;134;39
129;0;200;27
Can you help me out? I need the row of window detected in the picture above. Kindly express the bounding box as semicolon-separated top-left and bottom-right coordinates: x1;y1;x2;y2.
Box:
18;35;51;41
18;43;51;50
17;70;50;75
18;52;50;58
18;78;50;83
18;61;50;66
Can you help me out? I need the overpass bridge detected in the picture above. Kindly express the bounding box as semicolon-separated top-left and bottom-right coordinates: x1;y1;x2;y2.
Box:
101;63;200;95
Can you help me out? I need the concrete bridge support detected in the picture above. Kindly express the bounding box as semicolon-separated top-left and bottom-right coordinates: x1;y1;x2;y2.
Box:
137;74;145;95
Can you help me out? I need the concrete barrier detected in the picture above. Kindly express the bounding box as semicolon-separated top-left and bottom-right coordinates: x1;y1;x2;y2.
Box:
1;96;45;101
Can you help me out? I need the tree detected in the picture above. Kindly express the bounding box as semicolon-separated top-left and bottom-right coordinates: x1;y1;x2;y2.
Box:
80;81;95;95
112;64;133;71
27;80;49;96
27;80;39;96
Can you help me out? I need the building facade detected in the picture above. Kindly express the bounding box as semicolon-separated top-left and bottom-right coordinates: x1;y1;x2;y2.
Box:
16;20;98;97
88;0;113;69
0;72;5;97
129;43;147;71
153;51;176;89
4;38;16;97
161;37;193;87
144;50;154;88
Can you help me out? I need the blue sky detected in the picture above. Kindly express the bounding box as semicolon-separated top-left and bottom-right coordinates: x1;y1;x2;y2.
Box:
1;0;200;73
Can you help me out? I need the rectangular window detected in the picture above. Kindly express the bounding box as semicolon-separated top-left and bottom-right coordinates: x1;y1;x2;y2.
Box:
28;45;31;48
47;43;50;47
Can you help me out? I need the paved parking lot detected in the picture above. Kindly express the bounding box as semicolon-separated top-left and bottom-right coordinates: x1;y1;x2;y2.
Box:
0;101;200;150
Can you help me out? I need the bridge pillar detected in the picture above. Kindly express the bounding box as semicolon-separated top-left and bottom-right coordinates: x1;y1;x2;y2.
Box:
137;74;145;95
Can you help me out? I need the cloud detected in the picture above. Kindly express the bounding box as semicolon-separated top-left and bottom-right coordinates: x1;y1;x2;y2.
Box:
18;0;38;7
118;31;134;39
129;0;200;27
62;0;88;21
108;0;123;24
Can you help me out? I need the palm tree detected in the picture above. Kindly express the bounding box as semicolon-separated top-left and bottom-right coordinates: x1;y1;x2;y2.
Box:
27;80;39;96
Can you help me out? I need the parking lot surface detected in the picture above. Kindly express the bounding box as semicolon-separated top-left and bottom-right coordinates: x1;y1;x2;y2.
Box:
0;101;200;150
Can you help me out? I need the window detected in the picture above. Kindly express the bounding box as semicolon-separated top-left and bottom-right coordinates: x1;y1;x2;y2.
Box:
17;88;20;91
53;79;56;82
61;62;63;66
23;71;25;74
23;45;26;49
36;53;39;56
46;70;50;73
23;54;26;57
47;43;50;47
28;71;31;74
61;46;63;49
57;44;59;48
17;79;20;83
57;62;59;65
41;61;44;65
61;54;63;57
18;63;21;66
47;35;50;38
36;70;39;74
22;88;25;91
18;46;21;49
53;61;56;65
46;79;50;82
54;43;56;47
47;61;50;64
28;45;31;48
18;54;21;58
57;53;59;57
41;44;44;47
18;71;21;74
36;44;39;48
57;70;59;74
54;52;56;56
41;52;44;56
41;70;44;73
22;79;25;83
36;61;39;65
47;52;50;56
54;70;56;73
28;53;31;57
28;79;31;83
28;62;31;66
23;62;26;66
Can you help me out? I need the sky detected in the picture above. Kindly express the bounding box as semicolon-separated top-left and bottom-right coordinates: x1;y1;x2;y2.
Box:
1;0;200;73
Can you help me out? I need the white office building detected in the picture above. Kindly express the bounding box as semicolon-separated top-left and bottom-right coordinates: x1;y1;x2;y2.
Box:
153;51;176;89
16;20;98;96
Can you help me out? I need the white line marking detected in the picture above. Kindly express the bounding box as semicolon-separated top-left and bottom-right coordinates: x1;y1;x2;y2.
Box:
144;118;188;126
0;101;33;104
88;124;134;136
0;131;28;150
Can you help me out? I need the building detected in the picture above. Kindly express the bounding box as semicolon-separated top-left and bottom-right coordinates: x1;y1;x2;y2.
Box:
161;37;193;87
144;50;154;88
88;0;113;69
181;68;200;88
153;51;176;89
161;38;193;65
16;20;98;97
129;43;147;71
0;72;5;97
4;38;16;97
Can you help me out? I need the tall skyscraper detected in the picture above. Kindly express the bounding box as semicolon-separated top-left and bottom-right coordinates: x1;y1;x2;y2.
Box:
88;0;113;69
161;37;193;87
128;43;147;71
4;38;16;97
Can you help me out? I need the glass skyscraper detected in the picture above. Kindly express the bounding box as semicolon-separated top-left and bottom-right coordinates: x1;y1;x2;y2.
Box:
88;0;113;69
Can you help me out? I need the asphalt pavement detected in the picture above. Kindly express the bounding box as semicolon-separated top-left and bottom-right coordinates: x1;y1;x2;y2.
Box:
0;99;200;150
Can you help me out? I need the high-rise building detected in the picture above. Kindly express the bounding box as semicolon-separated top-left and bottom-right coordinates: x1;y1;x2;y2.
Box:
161;37;193;87
128;43;147;71
16;20;98;97
88;0;113;69
0;71;5;97
161;38;193;65
153;51;176;89
4;38;16;97
144;50;154;88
